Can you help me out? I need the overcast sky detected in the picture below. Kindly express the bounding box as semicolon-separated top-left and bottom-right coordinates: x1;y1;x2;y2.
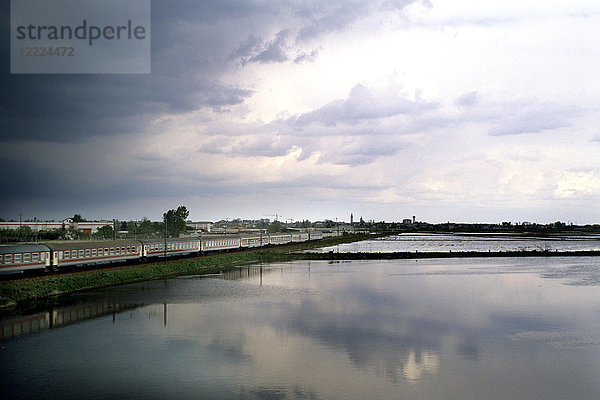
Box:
2;0;600;224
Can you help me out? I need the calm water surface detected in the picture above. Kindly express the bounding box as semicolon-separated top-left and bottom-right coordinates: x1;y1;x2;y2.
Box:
2;257;600;399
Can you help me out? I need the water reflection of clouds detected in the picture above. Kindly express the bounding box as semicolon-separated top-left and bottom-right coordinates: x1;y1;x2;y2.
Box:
4;258;600;399
254;261;597;375
165;284;444;385
104;261;596;361
268;299;442;383
138;261;593;389
238;385;319;400
136;279;445;387
402;350;440;382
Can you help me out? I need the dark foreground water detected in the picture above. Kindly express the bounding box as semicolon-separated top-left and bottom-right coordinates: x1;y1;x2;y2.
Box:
2;257;600;399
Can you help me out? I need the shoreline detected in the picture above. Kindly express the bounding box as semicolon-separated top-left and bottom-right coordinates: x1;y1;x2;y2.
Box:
1;234;598;309
0;234;375;309
293;249;600;260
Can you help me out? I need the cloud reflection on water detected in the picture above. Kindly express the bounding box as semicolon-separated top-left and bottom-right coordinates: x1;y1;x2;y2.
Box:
140;258;597;391
3;258;600;400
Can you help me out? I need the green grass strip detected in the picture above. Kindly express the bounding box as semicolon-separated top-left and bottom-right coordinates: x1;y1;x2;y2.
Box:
0;234;375;308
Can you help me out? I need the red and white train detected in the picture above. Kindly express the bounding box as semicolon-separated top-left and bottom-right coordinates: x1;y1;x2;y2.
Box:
0;231;323;275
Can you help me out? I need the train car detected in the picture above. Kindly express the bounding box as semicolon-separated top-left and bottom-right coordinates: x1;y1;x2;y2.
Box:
0;244;51;274
290;232;309;242
239;233;265;248
46;240;143;268
0;229;325;276
267;233;292;246
140;237;201;258
200;235;241;252
308;231;323;240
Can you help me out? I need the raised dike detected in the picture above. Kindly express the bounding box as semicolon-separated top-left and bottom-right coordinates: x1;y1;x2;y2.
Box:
0;235;374;309
2;234;599;309
294;249;600;260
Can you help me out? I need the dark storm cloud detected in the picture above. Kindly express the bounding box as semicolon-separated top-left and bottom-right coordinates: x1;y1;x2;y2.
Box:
151;0;267;24
1;0;426;143
1;0;438;220
0;1;258;142
232;30;292;65
0;158;51;201
247;29;289;64
226;0;424;64
228;34;264;61
0;162;226;218
0;73;251;141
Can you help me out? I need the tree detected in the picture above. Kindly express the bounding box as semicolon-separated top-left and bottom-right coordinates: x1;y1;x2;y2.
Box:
294;219;312;228
38;229;61;240
267;220;282;233
96;225;114;239
138;217;154;237
163;206;189;237
72;214;86;222
153;221;164;236
17;226;33;241
127;221;139;236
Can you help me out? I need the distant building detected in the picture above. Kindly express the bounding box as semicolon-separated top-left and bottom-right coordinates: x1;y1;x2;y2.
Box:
0;219;112;234
187;221;213;232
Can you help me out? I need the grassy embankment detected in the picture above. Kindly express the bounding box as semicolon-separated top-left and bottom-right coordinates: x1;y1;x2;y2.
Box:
0;234;376;308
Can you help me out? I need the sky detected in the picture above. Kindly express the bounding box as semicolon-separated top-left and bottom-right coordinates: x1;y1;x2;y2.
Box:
2;0;600;224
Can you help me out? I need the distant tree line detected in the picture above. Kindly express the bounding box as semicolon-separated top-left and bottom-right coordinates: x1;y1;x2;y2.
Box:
93;218;168;240
4;207;600;243
0;207;193;243
0;227;63;243
95;206;192;239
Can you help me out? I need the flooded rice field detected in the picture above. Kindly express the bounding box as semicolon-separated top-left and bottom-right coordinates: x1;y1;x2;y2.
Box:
2;255;600;399
313;233;600;253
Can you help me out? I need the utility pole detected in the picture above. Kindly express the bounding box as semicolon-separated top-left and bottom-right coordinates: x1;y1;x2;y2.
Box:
263;213;279;221
336;217;339;253
164;218;167;262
